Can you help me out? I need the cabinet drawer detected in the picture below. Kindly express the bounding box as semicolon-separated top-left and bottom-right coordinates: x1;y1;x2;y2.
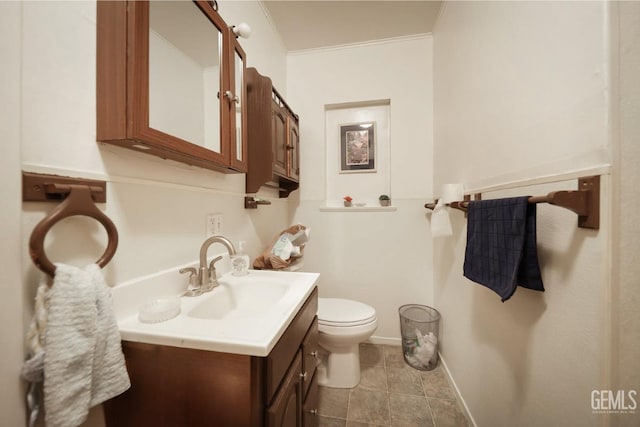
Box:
302;372;319;427
301;317;318;398
267;288;318;403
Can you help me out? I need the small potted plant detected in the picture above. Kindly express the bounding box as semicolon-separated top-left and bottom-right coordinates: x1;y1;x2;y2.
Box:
378;194;391;206
343;196;353;207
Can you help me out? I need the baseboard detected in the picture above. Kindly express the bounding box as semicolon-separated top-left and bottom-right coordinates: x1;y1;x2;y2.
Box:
438;354;478;427
367;335;402;346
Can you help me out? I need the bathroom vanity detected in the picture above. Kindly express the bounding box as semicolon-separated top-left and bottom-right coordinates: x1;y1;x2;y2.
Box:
105;268;319;426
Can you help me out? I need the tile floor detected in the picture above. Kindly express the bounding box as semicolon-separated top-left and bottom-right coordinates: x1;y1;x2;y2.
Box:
317;343;469;427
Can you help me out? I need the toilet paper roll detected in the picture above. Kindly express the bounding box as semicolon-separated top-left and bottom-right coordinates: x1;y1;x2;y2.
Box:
431;184;464;237
441;183;465;203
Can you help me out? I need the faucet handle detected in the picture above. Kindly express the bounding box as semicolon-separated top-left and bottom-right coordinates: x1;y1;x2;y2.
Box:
208;255;224;281
208;255;224;269
179;267;198;287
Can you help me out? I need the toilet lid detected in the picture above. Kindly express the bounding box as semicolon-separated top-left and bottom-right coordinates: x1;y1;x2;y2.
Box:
318;298;377;327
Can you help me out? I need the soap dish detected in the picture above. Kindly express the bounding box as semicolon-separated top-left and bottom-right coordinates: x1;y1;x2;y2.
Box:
138;296;181;323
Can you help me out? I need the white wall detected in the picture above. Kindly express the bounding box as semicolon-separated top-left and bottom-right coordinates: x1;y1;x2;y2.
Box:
434;180;610;427
1;2;27;425
434;1;610;190
611;2;640;426
433;1;616;426
15;1;288;426
287;36;433;341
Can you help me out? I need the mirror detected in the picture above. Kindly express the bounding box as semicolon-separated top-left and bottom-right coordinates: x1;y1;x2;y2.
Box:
148;1;222;153
97;0;247;173
234;49;244;162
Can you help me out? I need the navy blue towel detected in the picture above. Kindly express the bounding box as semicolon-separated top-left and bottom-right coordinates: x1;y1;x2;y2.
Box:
463;197;544;302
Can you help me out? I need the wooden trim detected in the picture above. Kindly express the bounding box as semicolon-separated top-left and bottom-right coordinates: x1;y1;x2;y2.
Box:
126;0;148;138
22;171;107;203
96;0;127;140
229;35;248;172
195;0;231;164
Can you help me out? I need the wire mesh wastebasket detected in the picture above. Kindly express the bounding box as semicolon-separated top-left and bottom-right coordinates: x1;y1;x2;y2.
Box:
399;304;440;371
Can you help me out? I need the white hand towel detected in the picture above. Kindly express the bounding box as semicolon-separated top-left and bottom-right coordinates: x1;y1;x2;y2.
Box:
43;263;130;427
22;278;50;427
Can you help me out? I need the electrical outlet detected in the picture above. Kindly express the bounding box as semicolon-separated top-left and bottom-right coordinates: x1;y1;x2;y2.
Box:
206;213;223;237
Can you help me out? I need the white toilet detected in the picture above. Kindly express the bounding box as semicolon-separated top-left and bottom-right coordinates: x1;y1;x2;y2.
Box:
316;298;378;388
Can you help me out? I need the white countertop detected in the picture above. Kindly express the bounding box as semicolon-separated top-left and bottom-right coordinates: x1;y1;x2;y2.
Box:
111;261;319;357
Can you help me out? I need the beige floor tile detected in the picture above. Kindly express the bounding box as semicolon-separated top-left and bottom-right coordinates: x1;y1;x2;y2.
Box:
359;343;385;367
319;347;467;427
428;398;468;427
387;366;424;396
347;389;390;425
383;345;406;369
420;368;455;400
357;364;387;392
319;386;350;419
389;393;434;427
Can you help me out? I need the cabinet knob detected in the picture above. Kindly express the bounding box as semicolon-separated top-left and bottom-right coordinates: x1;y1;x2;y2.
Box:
300;372;307;381
308;409;318;416
286;145;294;150
310;351;318;358
224;90;239;103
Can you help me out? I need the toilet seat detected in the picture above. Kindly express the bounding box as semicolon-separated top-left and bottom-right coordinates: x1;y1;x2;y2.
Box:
318;298;377;327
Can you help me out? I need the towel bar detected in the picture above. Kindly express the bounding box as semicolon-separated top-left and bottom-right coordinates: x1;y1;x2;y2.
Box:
24;172;119;278
424;175;600;229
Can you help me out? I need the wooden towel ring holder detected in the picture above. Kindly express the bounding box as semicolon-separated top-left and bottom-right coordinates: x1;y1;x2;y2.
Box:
29;184;119;278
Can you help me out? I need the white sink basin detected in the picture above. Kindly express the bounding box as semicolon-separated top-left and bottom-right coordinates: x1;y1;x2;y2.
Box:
187;277;289;320
111;263;319;357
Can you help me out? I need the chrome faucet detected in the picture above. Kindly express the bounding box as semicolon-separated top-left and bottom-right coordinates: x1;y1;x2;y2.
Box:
179;235;236;296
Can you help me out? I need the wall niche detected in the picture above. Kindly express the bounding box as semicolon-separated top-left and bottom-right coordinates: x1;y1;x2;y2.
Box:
324;99;391;209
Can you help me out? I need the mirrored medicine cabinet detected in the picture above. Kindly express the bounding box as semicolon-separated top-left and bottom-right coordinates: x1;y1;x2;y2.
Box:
97;0;247;173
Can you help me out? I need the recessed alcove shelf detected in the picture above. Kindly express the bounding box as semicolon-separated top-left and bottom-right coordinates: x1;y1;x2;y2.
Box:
324;99;391;210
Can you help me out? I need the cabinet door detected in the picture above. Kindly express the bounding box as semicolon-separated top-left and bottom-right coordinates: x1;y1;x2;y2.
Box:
267;352;303;427
302;373;319;427
97;0;243;173
228;37;248;172
272;101;288;178
301;318;318;398
287;116;300;181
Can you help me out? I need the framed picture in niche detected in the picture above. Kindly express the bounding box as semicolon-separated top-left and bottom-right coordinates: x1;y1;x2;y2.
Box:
339;122;376;173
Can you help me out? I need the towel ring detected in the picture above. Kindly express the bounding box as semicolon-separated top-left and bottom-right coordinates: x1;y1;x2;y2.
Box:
29;184;119;278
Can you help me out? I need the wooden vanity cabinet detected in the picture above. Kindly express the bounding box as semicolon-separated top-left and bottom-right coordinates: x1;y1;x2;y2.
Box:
246;68;300;198
104;288;319;427
267;320;319;427
96;0;247;173
267;352;303;426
